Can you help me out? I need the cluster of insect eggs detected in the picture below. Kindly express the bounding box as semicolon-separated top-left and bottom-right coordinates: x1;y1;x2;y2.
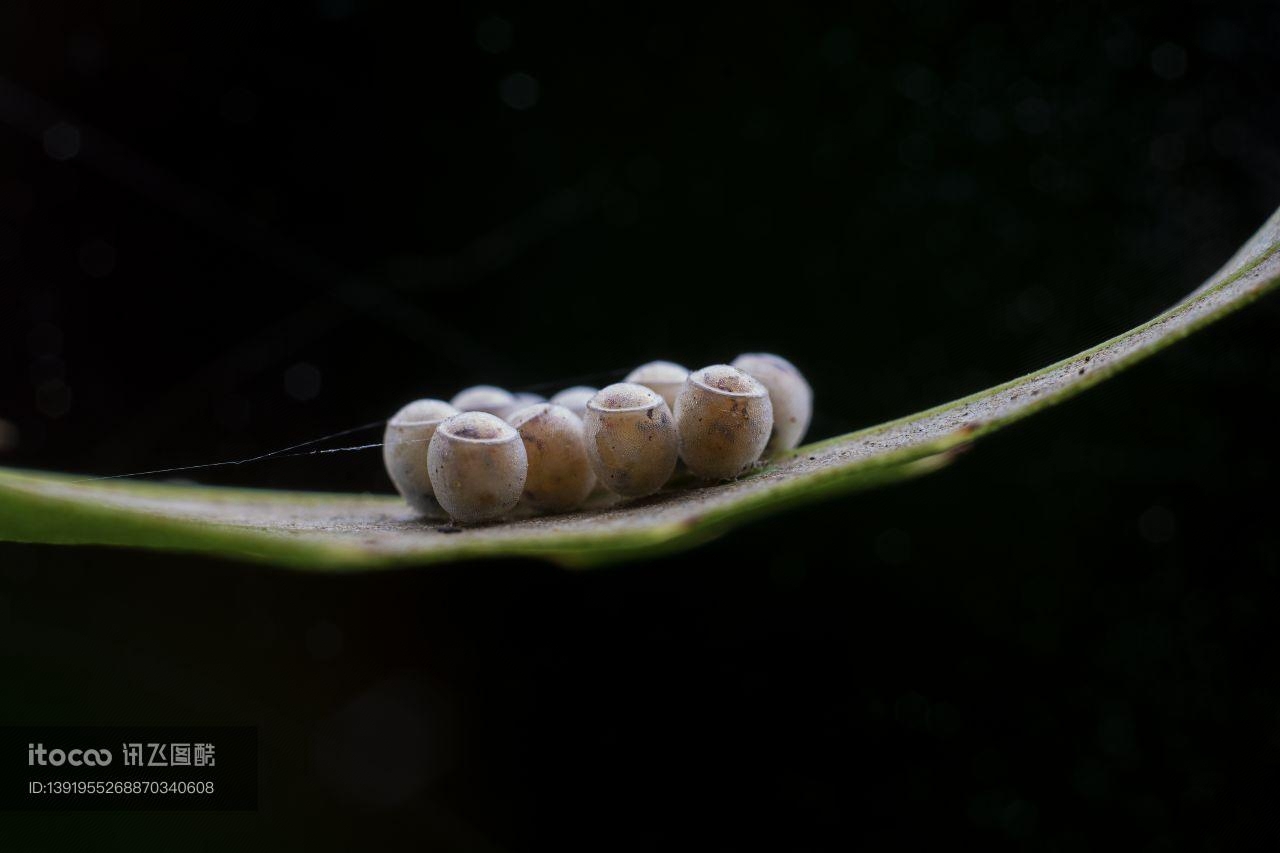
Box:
383;354;812;524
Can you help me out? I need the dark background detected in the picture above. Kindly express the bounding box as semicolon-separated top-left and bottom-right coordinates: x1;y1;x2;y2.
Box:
2;1;1280;849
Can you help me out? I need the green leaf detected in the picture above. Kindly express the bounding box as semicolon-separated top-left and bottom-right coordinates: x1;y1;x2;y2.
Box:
3;208;1279;570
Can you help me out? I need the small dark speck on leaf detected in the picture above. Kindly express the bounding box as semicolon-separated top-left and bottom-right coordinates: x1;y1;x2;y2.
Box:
808;456;815;461
1078;367;1086;375
435;525;463;534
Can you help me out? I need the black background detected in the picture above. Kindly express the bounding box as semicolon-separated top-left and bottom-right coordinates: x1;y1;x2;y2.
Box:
2;1;1280;850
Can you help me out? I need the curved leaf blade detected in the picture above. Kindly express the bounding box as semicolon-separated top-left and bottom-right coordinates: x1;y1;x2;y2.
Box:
2;207;1278;569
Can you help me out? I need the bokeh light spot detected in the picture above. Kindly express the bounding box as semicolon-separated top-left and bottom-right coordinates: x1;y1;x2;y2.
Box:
1150;42;1188;80
1139;505;1176;544
317;0;358;20
284;362;322;402
819;27;856;68
36;380;73;418
78;238;116;278
476;15;513;54
27;323;64;357
43;122;81;161
499;72;540;110
875;528;911;564
307;620;344;661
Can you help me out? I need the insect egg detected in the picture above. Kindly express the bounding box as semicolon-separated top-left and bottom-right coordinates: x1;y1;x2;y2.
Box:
383;399;459;515
674;364;773;480
450;385;518;418
624;360;689;411
511;391;547;409
549;385;597;420
730;353;813;454
427;412;528;524
583;383;678;498
507;403;596;512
